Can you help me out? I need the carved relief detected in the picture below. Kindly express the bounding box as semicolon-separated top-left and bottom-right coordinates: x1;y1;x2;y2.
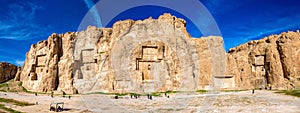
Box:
252;55;267;88
75;49;97;79
136;45;163;81
82;49;95;63
29;54;47;81
254;55;265;66
36;54;46;67
130;41;181;92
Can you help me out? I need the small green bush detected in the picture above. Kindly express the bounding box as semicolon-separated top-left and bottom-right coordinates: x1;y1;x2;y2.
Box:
17;82;22;86
0;104;22;113
150;92;161;96
196;90;207;93
0;98;34;106
275;90;300;97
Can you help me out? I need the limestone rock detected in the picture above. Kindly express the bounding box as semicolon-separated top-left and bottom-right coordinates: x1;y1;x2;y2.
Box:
18;13;227;94
192;37;228;90
19;32;77;93
0;62;18;83
16;13;300;93
57;32;78;94
14;67;21;81
226;31;300;90
72;13;227;93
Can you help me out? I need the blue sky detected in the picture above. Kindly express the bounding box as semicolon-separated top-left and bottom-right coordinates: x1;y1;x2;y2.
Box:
1;0;300;66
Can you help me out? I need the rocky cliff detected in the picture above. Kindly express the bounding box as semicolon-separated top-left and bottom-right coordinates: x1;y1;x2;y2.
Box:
16;13;300;94
0;62;18;83
227;31;300;90
18;32;77;93
17;13;227;94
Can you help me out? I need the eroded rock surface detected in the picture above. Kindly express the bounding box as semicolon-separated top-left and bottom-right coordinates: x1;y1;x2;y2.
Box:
17;14;227;94
0;62;18;83
72;14;227;93
226;31;300;90
16;13;300;94
19;32;77;93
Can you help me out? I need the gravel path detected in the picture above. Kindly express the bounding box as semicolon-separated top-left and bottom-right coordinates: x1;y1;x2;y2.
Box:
0;90;299;113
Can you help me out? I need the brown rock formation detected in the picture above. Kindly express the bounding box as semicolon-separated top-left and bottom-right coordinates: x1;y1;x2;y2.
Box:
17;13;227;94
0;62;18;83
19;32;77;93
16;13;300;93
72;13;226;93
226;31;300;90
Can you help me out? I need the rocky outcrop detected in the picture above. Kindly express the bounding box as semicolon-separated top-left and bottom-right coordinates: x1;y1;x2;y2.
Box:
19;32;77;93
16;13;300;93
17;13;227;94
0;62;18;83
226;31;300;90
192;37;228;90
72;13;226;93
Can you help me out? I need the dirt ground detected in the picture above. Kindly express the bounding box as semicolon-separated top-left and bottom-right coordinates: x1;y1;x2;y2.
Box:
0;90;299;113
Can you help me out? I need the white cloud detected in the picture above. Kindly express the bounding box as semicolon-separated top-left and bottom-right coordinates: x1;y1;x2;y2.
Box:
15;60;24;66
0;1;51;40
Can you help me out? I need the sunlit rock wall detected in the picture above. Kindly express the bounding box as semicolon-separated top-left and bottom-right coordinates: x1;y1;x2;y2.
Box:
18;13;227;94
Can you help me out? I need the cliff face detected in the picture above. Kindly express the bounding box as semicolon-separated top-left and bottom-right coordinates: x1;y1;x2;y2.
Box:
72;14;226;94
226;31;300;90
0;62;18;83
19;32;77;93
17;13;227;94
17;13;300;94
